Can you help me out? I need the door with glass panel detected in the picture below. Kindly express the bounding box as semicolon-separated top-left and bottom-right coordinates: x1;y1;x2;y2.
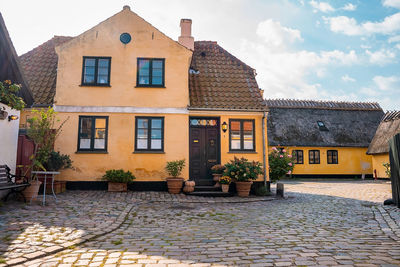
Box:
189;118;220;185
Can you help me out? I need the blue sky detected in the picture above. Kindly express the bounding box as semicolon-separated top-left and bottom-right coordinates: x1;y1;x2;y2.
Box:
1;0;399;110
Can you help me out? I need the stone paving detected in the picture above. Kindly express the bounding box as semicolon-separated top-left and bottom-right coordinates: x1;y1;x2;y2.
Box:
0;179;399;267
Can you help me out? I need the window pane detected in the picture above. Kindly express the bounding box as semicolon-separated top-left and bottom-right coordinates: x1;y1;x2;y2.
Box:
137;129;148;138
153;60;163;69
137;139;148;149
151;139;162;149
152;68;163;77
98;67;108;75
231;140;241;150
94;139;105;149
79;139;91;149
151;119;162;129
97;75;108;84
244;140;253;150
137;119;148;129
98;59;109;67
85;58;96;67
243;121;253;150
151;129;162;139
84;74;95;84
152;76;162;85
95;118;106;128
79;118;92;149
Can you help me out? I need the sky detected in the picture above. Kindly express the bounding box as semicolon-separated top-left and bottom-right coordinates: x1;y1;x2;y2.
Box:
1;0;399;111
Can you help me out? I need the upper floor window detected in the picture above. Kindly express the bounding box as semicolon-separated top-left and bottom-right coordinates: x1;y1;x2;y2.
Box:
327;150;338;164
229;119;255;151
81;57;111;86
309;150;320;164
137;58;165;87
293;150;303;164
135;117;164;152
78;116;108;152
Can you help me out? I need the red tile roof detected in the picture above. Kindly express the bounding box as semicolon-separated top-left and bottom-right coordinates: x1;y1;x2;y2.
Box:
19;36;72;106
189;41;266;111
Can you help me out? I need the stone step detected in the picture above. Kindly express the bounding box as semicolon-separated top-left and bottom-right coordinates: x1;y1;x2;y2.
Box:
185;191;234;197
194;186;220;192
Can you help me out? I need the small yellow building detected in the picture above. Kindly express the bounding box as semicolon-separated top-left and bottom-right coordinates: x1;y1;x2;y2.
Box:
266;99;383;178
19;6;268;190
367;111;400;179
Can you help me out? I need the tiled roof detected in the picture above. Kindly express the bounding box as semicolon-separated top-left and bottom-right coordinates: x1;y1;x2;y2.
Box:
189;41;265;111
266;99;382;111
19;36;73;106
367;111;400;154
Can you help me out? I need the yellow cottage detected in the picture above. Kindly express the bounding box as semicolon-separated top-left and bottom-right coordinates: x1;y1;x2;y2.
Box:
367;111;400;179
266;99;383;178
19;6;268;190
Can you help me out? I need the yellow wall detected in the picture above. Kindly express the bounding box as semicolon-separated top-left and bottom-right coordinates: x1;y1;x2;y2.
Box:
372;153;390;178
54;8;192;108
269;146;373;175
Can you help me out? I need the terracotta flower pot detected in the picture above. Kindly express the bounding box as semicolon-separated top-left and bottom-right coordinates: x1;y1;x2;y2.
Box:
212;173;222;182
108;182;127;192
166;177;184;194
221;184;230;193
235;181;253;197
22;180;42;201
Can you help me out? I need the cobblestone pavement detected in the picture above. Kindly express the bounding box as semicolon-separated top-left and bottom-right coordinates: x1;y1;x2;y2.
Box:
1;180;399;267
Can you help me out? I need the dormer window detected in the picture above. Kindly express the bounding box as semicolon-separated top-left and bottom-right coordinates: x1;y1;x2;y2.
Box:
81;57;111;86
137;58;165;87
317;121;328;131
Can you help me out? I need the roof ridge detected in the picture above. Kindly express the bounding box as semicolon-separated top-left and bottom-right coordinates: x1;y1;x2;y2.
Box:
382;110;400;122
265;98;383;111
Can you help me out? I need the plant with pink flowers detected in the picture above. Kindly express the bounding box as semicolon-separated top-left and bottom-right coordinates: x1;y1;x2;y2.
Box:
268;147;295;182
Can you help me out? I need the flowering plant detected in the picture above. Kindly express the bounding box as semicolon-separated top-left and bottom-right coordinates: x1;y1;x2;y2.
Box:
219;176;231;185
224;157;263;182
268;147;295;182
211;164;225;174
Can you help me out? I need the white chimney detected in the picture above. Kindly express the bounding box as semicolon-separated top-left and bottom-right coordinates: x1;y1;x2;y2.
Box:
178;19;194;50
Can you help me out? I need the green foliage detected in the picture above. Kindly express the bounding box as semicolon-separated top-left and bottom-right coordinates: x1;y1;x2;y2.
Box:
165;159;185;177
211;164;225;174
102;169;135;183
27;108;68;172
44;151;72;171
223;157;263;182
0;80;25;110
254;186;271;196
383;162;391;178
268;147;295;182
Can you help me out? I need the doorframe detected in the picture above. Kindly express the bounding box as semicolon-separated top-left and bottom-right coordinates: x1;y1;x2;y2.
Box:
188;117;221;182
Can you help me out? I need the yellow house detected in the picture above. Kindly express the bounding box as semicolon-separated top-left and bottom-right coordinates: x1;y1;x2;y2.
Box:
19;6;268;190
367;111;400;179
266;99;383;178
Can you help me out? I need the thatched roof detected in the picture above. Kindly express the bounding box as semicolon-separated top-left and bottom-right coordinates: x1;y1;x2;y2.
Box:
267;99;384;147
0;12;33;106
367;111;400;155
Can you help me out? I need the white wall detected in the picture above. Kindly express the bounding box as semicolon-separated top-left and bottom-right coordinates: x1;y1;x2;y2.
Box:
0;102;20;174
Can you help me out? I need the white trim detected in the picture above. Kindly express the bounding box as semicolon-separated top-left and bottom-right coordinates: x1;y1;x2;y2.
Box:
54;105;189;114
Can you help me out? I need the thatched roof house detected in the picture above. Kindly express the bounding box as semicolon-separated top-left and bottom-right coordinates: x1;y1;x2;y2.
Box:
266;99;384;147
367;111;400;155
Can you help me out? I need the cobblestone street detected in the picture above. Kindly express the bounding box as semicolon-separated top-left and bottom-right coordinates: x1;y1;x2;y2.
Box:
0;179;399;266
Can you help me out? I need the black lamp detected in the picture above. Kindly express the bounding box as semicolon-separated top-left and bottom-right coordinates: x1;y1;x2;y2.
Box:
222;122;228;133
8;115;19;121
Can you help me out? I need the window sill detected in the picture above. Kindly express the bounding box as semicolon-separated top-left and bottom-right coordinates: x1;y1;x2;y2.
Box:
75;151;108;154
79;84;111;87
133;151;165;154
228;151;257;154
135;85;166;88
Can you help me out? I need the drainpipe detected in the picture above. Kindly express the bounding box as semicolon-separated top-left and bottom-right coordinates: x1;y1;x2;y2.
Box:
262;111;268;189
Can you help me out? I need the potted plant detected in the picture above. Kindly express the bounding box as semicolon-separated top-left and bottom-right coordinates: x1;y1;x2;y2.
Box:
24;108;68;201
102;169;135;192
224;157;263;197
219;176;231;193
165;159;185;194
211;164;225;187
268;147;295;183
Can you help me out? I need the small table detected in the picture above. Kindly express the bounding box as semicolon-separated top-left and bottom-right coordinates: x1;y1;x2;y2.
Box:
31;171;60;205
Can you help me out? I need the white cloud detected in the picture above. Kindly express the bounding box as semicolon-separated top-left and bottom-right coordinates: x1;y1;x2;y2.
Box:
383;0;400;9
342;3;357;11
256;19;303;47
366;49;396;65
373;75;400;90
325;12;400;35
309;0;335;13
342;74;356;82
389;35;400;42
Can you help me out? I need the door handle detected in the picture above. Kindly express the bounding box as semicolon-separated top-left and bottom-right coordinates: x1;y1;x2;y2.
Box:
208;160;217;163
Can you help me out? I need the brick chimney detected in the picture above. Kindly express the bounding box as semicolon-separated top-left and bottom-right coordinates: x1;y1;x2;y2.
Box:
178;19;194;50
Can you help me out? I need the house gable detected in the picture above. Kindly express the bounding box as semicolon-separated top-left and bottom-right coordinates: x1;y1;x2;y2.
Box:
54;6;192;108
